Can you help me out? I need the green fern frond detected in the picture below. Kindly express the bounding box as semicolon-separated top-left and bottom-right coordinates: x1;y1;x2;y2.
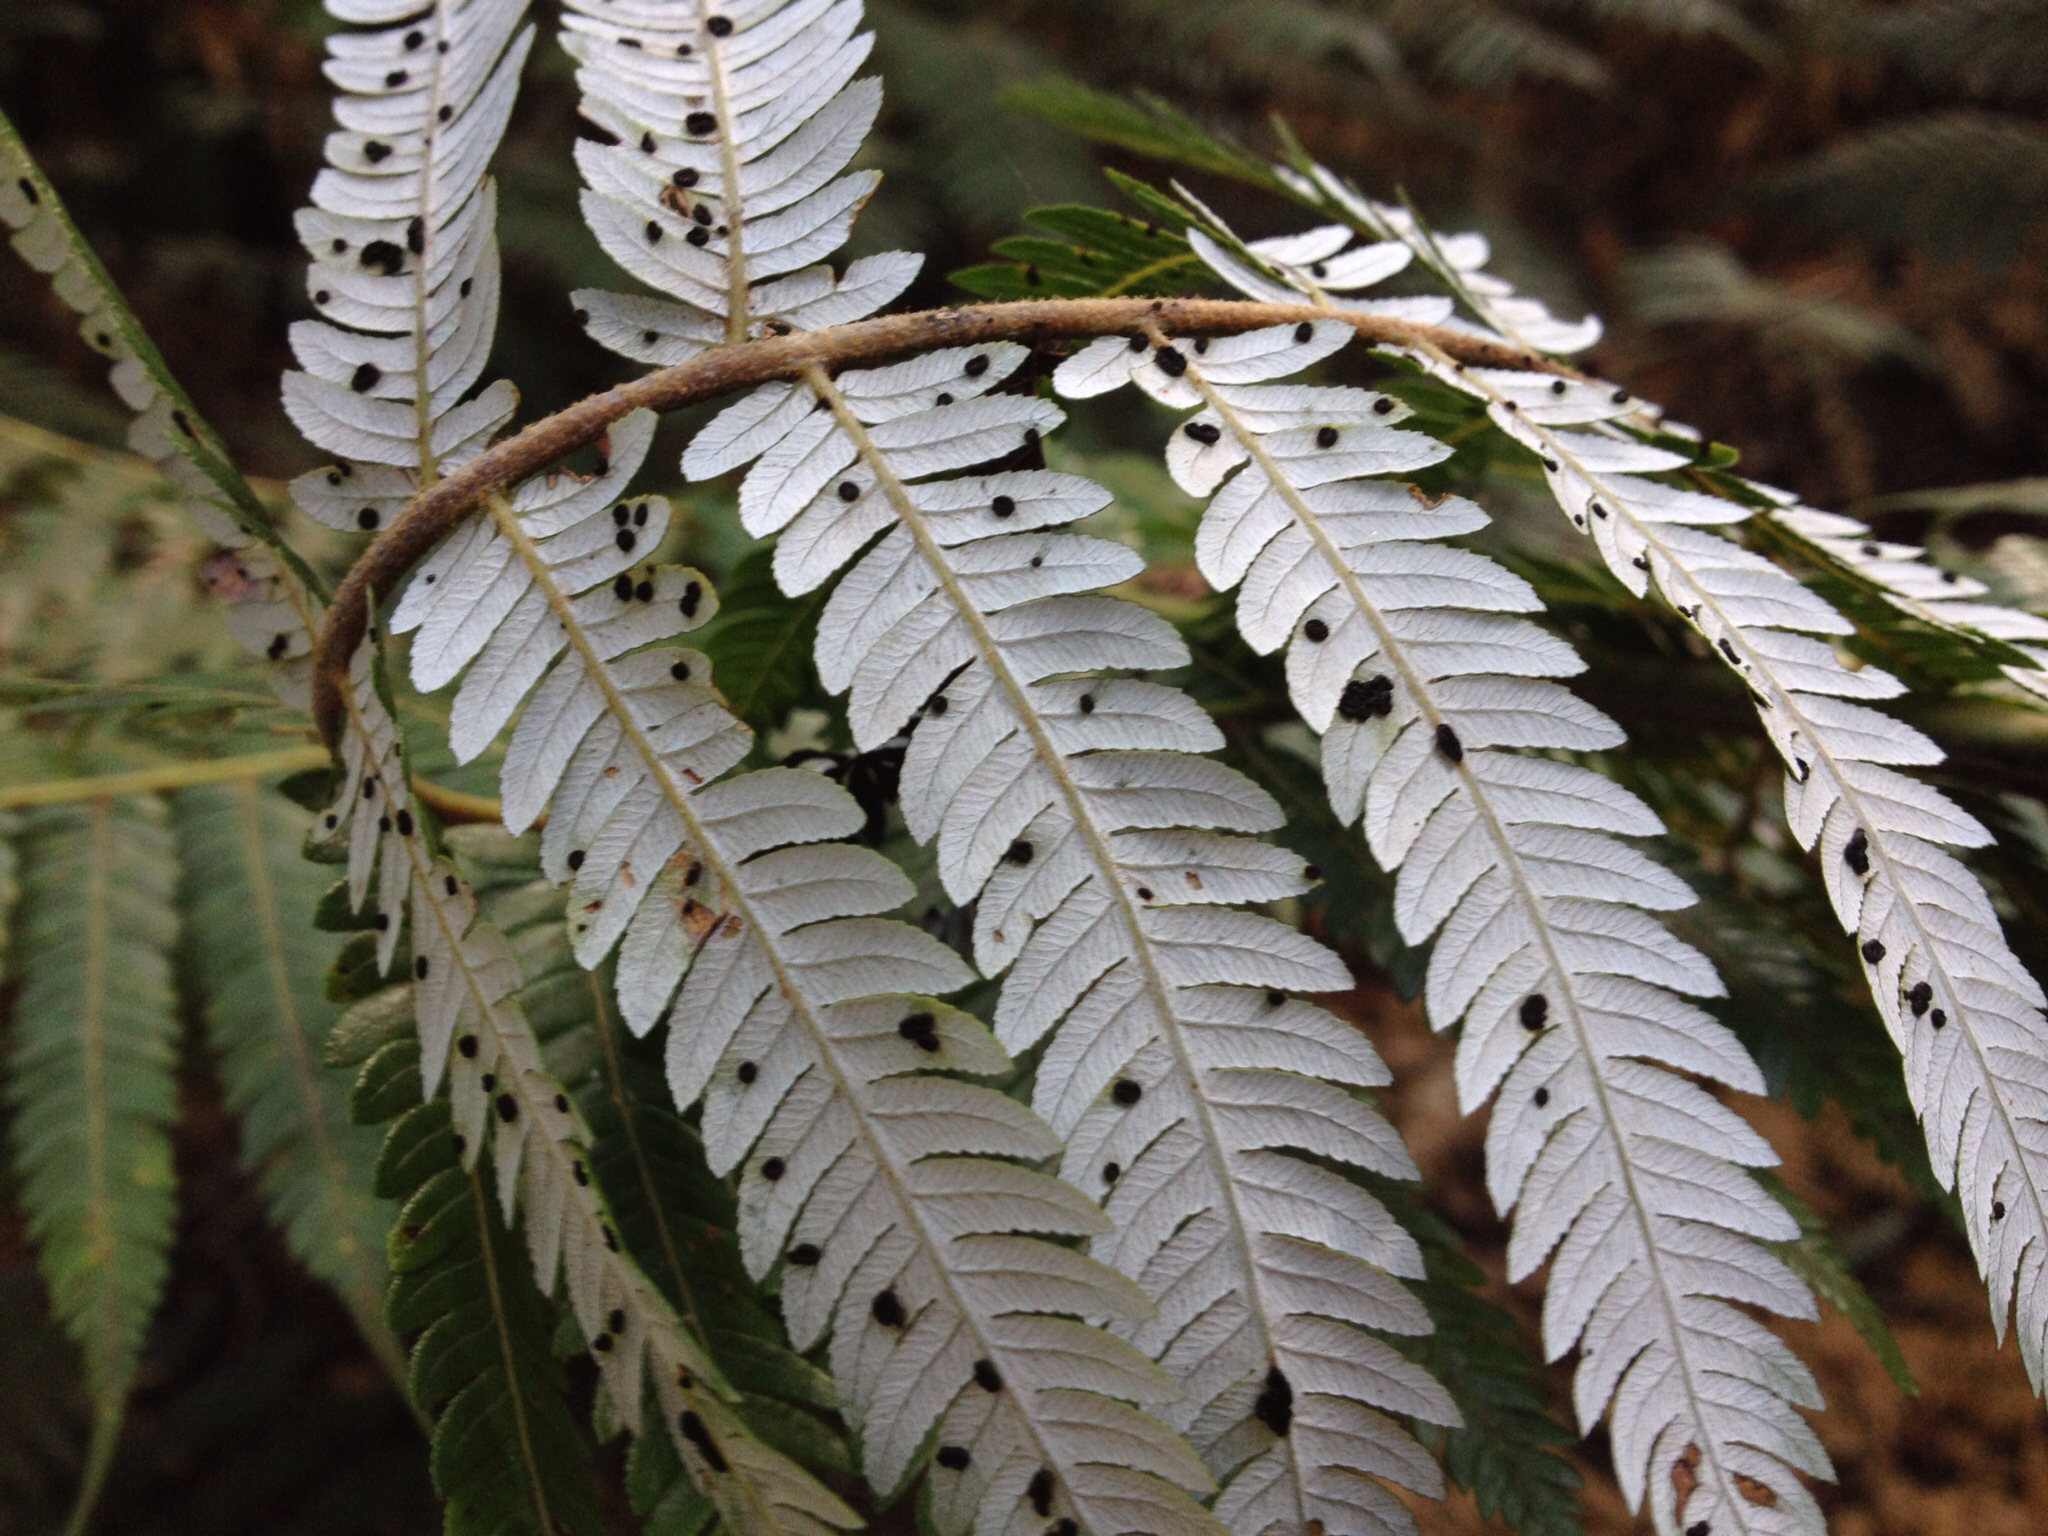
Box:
1758;1172;1917;1397
171;779;399;1375
950;203;1206;301
4;797;181;1535
1852;0;2048;105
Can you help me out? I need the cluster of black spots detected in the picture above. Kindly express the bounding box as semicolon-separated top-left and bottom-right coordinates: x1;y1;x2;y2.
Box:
1026;1468;1055;1516
736;1060;758;1084
1844;827;1870;876
972;1358;1003;1392
870;1289;905;1328
897;1012;940;1052
935;1446;971;1471
1302;618;1330;643
1520;993;1549;1031
360;238;404;275
494;1092;518;1123
1252;1363;1294;1436
680;579;703;618
1153;345;1187;378
1006;839;1034;865
1182;421;1221;445
1861;938;1886;963
1907;981;1933;1017
1315;426;1340;449
677;1410;728;1473
1435;722;1464;763
1337;675;1394;722
1111;1078;1143;1106
350;362;382;393
787;1242;821;1266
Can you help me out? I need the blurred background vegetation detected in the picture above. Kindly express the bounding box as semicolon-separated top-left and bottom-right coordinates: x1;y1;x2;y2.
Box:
3;1;2047;1532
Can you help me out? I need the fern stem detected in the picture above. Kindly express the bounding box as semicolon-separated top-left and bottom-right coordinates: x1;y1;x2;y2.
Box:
0;747;330;808
310;295;1560;747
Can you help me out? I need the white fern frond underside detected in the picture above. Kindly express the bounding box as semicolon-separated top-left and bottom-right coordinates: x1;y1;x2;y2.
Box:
287;0;531;534
686;345;1460;1536
386;411;1213;1536
561;0;922;360
319;648;858;1535
1270;160;1604;355
1056;320;1830;1536
1760;493;2048;703
1398;346;2048;1400
0;138;322;700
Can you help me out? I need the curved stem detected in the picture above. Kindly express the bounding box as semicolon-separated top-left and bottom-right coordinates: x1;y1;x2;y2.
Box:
310;295;1560;746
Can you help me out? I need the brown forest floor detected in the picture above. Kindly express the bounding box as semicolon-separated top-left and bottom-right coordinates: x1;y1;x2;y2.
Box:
1340;982;2048;1536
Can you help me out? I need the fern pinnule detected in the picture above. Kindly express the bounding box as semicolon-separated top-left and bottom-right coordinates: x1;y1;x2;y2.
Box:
1056;314;1831;1536
561;0;921;355
1378;295;2048;1402
686;340;1460;1536
384;411;1216;1536
286;0;531;529
320;648;857;1535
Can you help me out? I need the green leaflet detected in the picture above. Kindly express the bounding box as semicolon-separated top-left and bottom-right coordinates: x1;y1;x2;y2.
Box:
4;797;181;1535
373;1085;609;1536
692;547;829;740
0;110;308;584
950;203;1206;301
997;77;1283;189
171;778;400;1376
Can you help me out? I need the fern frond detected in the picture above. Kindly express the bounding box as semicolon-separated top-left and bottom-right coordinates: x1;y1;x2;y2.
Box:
1394;316;2048;1412
1056;315;1831;1536
0;113;324;700
560;0;921;354
685;341;1460;1535
3;798;181;1532
319;649;857;1535
172;779;398;1372
286;0;531;528
387;409;1212;1536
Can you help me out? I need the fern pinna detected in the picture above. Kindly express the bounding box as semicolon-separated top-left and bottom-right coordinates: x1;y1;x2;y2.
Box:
12;0;2048;1530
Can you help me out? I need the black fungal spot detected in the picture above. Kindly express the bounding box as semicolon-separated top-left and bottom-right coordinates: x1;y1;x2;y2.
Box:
1550;379;1569;396
614;573;634;601
404;28;424;47
871;1290;905;1327
737;1061;758;1084
1006;840;1034;865
965;354;991;377
458;1034;479;1058
686;111;718;136
395;809;414;837
1183;421;1221;445
1266;990;1286;1007
1102;1162;1120;1184
671;660;692;681
1135;886;1154;900
1520;994;1549;1031
1303;619;1329;642
616;528;637;553
687;226;710;247
680;580;703;617
444;874;458;897
1534;1087;1550;1107
592;1332;613;1353
1861;939;1886;963
567;849;586;871
350;362;382;393
608;1308;626;1336
935;1446;970;1471
760;1157;785;1182
1293;322;1314;343
357;506;380;530
495;1093;517;1123
1078;693;1096;713
973;1359;1002;1392
1027;1469;1055;1517
1337;675;1393;722
1908;981;1933;1017
707;14;734;34
405;215;424;254
1316;426;1339;449
459;278;472;297
1993;1200;2007;1221
1111;1078;1142;1106
928;695;949;716
267;633;290;660
1686;1523;1709;1536
573;1161;588;1186
415;955;429;980
992;494;1016;517
438;105;452;122
641;131;657;154
837;480;861;502
1373;397;1396;415
1435;723;1464;763
936;392;955;406
673;166;700;188
363;141;392;164
1154;346;1187;377
787;1243;820;1266
1932;1009;1948;1030
1252;1364;1293;1437
554;1093;570;1114
1844;828;1870;876
451;1134;466;1155
646;220;664;243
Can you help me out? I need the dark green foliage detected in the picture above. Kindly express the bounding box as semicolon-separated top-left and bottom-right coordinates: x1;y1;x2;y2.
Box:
172;780;397;1374
1761;1173;1918;1396
693;546;830;740
366;1063;607;1536
951;203;1206;301
4;797;180;1533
